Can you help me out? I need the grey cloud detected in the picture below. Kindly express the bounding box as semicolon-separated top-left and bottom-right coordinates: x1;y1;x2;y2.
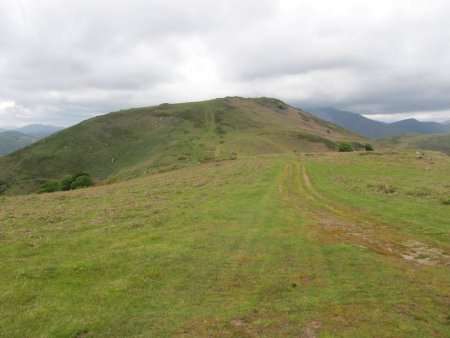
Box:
1;0;450;127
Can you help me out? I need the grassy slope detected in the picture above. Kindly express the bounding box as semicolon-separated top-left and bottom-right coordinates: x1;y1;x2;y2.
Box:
0;97;362;195
1;153;449;337
381;133;450;155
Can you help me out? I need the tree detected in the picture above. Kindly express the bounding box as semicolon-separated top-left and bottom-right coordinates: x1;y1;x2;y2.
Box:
364;143;374;151
338;141;354;152
60;175;74;191
38;181;61;193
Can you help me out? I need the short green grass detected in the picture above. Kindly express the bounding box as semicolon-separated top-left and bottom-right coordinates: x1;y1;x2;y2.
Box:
1;152;449;337
305;151;450;245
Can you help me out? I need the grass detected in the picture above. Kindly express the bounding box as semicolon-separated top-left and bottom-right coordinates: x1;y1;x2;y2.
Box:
305;151;450;244
381;133;450;155
1;152;449;337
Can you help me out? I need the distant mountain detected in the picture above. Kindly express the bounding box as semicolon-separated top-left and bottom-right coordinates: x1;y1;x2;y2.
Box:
307;108;392;138
15;124;64;138
0;131;37;156
307;108;449;138
389;119;448;134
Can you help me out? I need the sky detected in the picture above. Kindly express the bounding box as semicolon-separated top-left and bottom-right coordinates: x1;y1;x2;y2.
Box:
1;0;450;127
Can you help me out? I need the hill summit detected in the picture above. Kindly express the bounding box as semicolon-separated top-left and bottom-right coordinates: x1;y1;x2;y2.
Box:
0;97;363;195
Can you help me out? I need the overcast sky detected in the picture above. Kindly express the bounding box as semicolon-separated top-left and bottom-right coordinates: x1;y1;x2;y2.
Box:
1;0;450;127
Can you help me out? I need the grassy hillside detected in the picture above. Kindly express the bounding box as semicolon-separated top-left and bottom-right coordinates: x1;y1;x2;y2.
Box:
0;130;37;156
0;152;449;337
382;133;450;155
0;97;363;195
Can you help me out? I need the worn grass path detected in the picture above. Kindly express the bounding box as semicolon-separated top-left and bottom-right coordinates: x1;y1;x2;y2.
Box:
0;154;449;337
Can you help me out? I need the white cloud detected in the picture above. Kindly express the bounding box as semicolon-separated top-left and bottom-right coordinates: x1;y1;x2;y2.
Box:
364;110;450;123
0;101;15;110
1;0;450;126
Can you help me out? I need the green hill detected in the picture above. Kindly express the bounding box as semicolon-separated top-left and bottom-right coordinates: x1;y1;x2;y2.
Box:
382;133;450;155
0;97;363;195
0;130;37;156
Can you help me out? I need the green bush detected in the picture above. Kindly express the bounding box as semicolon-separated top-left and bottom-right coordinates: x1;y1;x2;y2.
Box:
0;180;8;194
60;175;74;191
338;141;354;152
70;175;94;190
365;144;374;151
38;173;94;193
38;181;61;194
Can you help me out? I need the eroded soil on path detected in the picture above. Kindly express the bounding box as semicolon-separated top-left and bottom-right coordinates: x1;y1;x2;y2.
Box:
280;159;450;267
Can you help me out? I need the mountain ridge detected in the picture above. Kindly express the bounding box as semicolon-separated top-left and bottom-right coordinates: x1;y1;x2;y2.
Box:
0;124;63;157
0;130;37;156
307;107;449;138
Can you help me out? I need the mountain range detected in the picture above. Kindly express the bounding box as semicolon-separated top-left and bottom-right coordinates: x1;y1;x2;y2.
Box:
0;124;63;156
307;107;450;138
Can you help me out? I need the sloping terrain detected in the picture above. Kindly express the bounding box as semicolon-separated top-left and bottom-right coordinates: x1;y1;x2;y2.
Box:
0;152;449;337
381;133;450;155
308;107;449;138
0;130;37;156
0;97;363;195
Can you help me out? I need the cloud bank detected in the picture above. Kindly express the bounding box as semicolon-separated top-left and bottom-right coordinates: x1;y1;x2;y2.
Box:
1;0;450;126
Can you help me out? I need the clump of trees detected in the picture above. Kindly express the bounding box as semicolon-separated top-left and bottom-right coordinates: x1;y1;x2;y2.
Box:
38;173;94;193
338;141;354;152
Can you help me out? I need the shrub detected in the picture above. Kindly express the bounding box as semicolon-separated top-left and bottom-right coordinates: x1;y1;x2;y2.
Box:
277;102;287;110
38;181;61;194
0;180;8;194
338;141;354;152
60;175;74;191
365;143;374;151
70;175;93;190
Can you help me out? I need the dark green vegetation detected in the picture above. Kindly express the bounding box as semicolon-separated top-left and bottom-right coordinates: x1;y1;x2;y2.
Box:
338;141;354;152
382;133;450;155
364;143;374;151
38;173;94;193
0;97;363;195
0;152;449;337
308;107;450;138
0;130;37;156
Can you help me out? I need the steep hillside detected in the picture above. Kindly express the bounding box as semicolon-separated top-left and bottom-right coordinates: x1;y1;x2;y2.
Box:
0;97;363;195
308;107;449;138
0;130;37;156
382;133;450;155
